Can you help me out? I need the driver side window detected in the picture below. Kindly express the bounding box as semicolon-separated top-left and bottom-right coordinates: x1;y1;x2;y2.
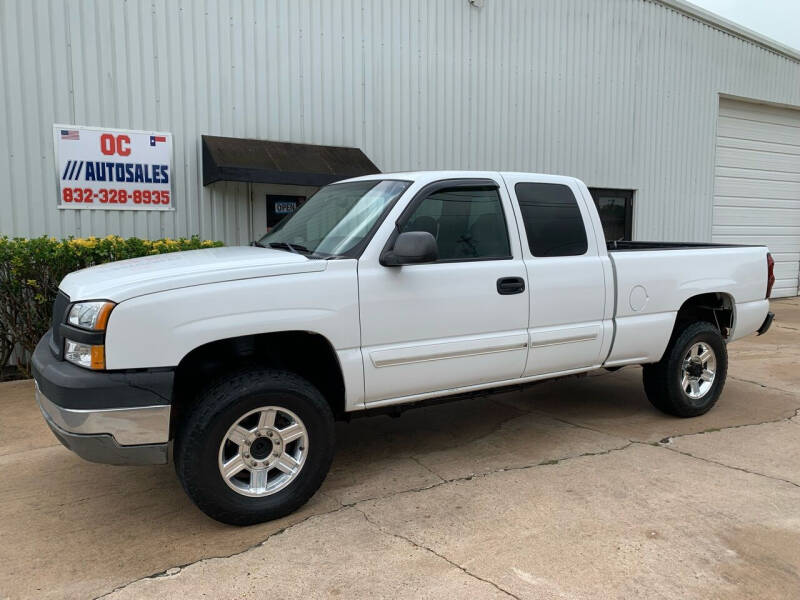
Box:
400;186;511;261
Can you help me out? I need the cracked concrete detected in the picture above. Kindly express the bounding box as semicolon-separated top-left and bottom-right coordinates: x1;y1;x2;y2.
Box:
664;420;800;488
356;444;800;600
354;506;523;600
0;298;798;599
105;507;513;600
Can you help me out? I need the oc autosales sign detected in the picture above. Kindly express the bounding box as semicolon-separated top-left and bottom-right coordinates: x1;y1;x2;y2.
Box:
53;124;173;210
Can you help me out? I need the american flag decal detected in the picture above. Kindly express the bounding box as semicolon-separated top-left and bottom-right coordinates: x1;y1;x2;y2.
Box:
60;129;79;140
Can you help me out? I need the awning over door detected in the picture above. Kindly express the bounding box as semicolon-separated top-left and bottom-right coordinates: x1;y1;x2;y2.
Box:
201;135;380;187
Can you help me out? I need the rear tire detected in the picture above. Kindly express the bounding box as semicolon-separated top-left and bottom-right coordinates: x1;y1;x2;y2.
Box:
643;321;727;417
174;367;335;526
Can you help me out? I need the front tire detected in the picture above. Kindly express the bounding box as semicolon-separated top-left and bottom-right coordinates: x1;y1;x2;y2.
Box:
643;321;728;417
174;367;335;526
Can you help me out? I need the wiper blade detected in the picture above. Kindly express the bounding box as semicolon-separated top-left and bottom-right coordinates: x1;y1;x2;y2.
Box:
267;242;312;255
251;240;266;248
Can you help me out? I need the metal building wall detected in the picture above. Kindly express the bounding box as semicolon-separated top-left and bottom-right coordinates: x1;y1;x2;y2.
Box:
1;0;799;245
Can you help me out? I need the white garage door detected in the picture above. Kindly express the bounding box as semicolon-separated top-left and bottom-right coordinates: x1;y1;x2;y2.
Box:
713;98;800;297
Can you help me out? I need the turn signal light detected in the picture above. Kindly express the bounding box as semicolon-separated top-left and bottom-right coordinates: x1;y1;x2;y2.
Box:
64;339;106;370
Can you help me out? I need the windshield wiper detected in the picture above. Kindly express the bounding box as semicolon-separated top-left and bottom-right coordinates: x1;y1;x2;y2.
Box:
251;240;266;248
267;241;312;255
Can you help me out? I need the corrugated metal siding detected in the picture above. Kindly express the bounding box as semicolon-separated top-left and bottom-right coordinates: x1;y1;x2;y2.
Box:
1;0;799;245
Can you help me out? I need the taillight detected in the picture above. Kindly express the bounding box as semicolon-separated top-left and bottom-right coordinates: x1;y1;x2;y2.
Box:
766;253;775;298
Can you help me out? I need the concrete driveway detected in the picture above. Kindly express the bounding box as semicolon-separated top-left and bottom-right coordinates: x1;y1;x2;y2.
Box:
1;299;799;599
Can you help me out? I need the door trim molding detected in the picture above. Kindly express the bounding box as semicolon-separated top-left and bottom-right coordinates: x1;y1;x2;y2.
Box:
371;340;528;368
529;332;598;349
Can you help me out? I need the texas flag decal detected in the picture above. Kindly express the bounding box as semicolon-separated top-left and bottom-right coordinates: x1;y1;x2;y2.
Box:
150;135;167;146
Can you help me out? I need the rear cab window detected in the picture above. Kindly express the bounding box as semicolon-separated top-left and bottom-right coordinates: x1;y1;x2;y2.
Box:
514;182;588;257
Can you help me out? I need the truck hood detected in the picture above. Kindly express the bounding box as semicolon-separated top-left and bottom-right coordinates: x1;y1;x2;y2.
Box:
59;246;327;302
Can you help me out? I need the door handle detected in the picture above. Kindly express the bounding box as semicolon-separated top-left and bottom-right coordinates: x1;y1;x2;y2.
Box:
497;277;525;295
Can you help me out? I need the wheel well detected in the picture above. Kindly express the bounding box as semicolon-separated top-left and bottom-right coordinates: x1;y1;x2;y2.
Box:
170;331;346;436
674;293;734;340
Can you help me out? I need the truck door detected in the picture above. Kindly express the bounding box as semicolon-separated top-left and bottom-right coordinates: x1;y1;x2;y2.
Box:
357;178;530;405
502;175;608;376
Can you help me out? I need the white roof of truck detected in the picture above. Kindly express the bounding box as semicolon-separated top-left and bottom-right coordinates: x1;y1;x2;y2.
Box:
341;170;581;186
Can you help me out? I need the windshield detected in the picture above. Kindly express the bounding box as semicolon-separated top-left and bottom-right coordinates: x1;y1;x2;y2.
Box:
258;179;411;257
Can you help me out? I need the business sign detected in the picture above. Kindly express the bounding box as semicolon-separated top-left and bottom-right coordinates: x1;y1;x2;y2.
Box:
53;124;173;210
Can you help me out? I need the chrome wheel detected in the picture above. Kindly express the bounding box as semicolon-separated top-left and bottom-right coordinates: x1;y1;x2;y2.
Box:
218;406;309;497
681;342;716;400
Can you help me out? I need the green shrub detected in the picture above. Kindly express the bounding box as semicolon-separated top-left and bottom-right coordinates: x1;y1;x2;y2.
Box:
0;235;223;377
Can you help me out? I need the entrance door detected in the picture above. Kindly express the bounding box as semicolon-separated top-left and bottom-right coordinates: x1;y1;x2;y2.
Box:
357;178;530;404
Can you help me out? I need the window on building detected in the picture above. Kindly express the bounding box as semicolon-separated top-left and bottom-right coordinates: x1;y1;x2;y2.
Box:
401;186;511;261
588;188;634;241
515;182;588;257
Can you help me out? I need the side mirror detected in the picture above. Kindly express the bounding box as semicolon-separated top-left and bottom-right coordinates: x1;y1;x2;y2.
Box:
381;231;439;266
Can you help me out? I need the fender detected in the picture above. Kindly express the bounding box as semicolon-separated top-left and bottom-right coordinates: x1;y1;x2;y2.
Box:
104;260;365;408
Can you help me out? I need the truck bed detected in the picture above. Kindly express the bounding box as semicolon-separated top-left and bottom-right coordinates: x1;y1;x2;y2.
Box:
604;241;769;367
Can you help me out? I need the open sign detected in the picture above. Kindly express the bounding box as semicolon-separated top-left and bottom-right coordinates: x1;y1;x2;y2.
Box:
274;201;297;214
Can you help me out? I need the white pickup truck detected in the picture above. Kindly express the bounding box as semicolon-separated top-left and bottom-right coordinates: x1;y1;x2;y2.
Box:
33;171;775;525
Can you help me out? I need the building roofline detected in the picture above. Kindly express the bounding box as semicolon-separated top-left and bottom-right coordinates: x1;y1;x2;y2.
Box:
656;0;800;63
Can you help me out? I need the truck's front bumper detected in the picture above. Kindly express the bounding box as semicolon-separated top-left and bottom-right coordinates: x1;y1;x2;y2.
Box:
36;382;170;464
32;332;173;465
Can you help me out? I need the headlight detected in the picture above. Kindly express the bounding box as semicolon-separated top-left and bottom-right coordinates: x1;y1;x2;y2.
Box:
64;301;115;369
67;301;115;330
65;339;105;370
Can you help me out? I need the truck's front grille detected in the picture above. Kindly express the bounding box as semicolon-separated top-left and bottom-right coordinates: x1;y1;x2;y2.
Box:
50;290;70;359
